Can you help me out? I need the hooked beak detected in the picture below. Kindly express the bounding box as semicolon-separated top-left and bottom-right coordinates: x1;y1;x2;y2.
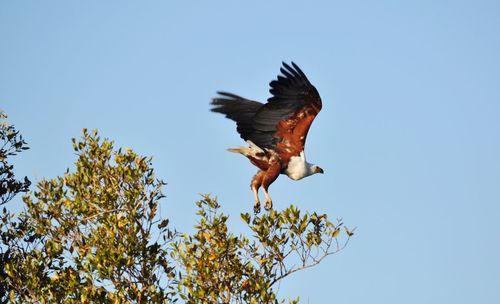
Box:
317;167;324;174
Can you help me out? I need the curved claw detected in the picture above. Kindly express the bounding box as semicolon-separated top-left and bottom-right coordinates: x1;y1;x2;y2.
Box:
264;200;273;211
253;201;261;214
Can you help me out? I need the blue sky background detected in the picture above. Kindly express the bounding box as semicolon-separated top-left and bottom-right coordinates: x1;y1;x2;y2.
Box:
1;1;499;303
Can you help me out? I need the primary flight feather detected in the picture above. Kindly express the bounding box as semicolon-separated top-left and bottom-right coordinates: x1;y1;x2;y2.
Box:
211;62;324;213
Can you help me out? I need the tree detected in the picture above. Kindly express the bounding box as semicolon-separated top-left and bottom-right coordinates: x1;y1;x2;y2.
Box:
0;111;31;303
0;111;30;206
173;196;351;303
2;129;176;303
1;128;353;303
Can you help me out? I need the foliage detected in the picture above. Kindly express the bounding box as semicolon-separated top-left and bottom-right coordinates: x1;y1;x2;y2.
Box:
0;111;31;303
173;196;351;304
1;126;353;303
0;111;30;206
1;129;176;303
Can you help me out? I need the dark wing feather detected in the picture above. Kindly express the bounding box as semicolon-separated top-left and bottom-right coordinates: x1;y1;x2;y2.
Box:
210;92;268;144
252;62;322;149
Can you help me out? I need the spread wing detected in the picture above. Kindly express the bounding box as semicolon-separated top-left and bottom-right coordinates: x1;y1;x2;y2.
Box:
252;62;322;153
211;92;271;147
210;62;322;153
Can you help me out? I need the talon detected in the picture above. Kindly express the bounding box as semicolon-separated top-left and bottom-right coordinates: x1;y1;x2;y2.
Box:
264;200;273;211
253;201;261;214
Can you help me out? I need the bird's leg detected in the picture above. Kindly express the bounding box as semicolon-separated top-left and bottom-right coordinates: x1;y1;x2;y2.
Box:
251;171;265;214
252;186;259;206
252;186;260;214
262;187;273;211
261;161;281;211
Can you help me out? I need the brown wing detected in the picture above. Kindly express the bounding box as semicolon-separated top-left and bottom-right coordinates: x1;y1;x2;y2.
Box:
252;62;322;158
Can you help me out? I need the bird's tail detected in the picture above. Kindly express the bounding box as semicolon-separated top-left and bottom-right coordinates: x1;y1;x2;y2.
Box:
227;140;266;158
227;146;251;156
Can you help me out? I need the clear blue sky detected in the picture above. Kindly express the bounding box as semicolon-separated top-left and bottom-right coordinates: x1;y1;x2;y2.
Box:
1;1;499;303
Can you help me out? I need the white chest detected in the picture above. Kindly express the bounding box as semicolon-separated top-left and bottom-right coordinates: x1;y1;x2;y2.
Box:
284;152;310;180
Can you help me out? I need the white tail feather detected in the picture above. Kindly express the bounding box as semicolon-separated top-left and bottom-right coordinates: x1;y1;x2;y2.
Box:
227;141;266;158
227;146;250;155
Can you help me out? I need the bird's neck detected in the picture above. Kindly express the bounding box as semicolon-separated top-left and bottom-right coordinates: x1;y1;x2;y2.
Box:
284;152;314;180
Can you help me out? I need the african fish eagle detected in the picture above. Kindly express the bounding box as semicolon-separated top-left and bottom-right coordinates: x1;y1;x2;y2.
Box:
210;62;324;213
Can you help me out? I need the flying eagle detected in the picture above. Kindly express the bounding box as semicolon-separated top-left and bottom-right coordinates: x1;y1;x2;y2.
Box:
211;62;324;213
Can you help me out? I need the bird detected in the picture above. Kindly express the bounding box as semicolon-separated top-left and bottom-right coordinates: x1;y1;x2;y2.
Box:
210;62;324;213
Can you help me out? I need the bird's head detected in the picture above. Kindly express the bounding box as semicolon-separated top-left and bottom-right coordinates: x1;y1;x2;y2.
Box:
311;165;324;175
